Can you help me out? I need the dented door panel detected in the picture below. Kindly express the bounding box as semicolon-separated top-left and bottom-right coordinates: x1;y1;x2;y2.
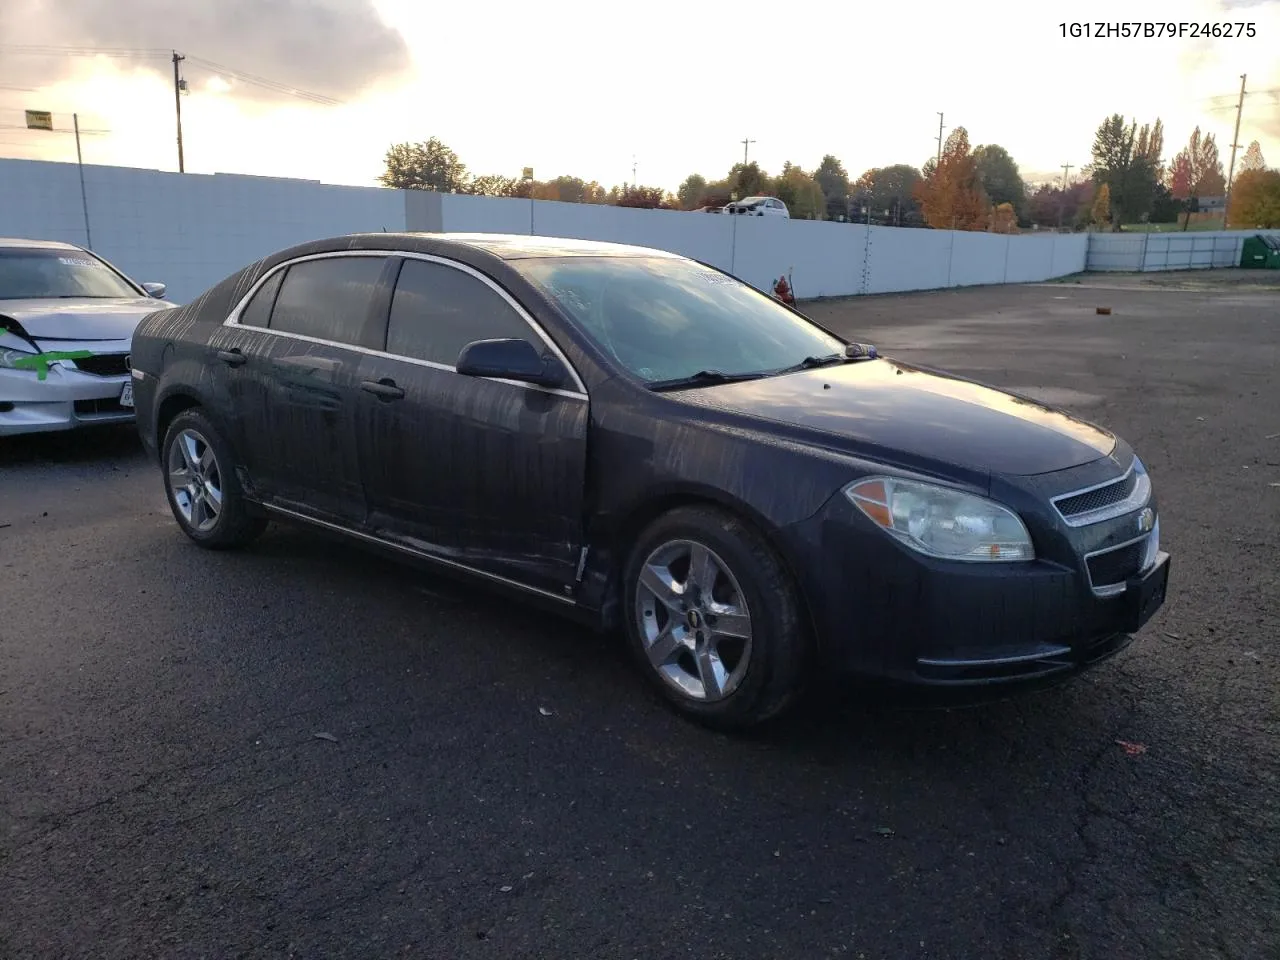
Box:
355;353;588;594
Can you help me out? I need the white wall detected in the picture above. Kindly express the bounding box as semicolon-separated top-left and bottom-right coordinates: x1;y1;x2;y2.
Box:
2;157;1099;304
0;159;406;302
1084;230;1261;272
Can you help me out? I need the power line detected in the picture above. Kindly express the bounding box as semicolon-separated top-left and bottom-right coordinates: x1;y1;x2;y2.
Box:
184;55;342;105
0;122;110;134
0;44;343;107
0;44;168;59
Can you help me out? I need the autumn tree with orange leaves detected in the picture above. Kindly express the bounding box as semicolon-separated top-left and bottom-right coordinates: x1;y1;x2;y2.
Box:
914;127;990;230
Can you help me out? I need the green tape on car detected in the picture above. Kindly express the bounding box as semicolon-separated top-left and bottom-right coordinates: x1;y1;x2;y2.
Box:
10;350;95;381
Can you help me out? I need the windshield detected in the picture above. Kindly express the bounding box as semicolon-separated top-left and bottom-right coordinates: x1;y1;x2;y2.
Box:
0;248;141;300
514;256;846;385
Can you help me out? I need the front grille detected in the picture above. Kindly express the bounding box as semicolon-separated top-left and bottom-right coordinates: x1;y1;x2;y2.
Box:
74;397;130;416
1087;540;1145;587
1056;471;1138;519
72;354;130;377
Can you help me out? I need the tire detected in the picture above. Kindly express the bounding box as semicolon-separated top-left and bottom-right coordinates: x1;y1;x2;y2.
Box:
622;505;810;731
161;408;266;550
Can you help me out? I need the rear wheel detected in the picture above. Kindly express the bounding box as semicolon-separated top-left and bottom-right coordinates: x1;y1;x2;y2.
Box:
162;409;266;549
623;505;810;730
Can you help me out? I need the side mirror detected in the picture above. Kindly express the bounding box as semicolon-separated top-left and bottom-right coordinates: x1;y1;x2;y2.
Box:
455;338;568;389
141;282;167;299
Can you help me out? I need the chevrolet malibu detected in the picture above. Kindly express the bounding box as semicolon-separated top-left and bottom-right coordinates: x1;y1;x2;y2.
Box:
0;238;173;435
130;233;1170;729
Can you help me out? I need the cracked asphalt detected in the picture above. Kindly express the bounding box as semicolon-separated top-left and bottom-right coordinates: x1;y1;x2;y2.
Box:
2;271;1277;959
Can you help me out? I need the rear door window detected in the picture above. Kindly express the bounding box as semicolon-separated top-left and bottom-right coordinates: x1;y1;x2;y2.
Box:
267;256;387;349
386;259;536;367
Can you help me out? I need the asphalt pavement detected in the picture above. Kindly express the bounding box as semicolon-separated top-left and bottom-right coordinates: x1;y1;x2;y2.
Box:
2;272;1277;959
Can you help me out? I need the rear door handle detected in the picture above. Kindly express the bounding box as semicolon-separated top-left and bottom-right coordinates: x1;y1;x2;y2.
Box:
361;378;405;401
216;349;247;367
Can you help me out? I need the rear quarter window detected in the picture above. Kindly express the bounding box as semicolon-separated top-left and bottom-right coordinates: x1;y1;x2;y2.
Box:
238;270;284;328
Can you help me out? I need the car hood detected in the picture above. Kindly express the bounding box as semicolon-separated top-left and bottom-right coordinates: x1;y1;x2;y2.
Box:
0;297;174;341
672;359;1117;477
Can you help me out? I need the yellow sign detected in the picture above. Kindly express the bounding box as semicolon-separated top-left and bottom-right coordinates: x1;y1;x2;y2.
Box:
25;110;53;131
521;167;533;180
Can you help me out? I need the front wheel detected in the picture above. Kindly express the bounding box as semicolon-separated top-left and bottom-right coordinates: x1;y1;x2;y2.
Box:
162;409;266;549
622;505;811;730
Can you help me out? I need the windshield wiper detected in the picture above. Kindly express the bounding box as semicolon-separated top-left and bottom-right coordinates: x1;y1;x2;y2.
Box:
774;353;849;374
647;369;766;391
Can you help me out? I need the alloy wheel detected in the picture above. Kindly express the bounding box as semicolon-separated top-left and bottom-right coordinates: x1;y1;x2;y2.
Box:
166;428;223;534
634;539;753;702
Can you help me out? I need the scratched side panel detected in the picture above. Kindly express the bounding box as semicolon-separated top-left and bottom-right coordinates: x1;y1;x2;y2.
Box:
355;353;589;593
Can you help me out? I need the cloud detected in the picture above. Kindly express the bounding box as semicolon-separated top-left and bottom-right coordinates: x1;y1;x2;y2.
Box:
0;0;410;100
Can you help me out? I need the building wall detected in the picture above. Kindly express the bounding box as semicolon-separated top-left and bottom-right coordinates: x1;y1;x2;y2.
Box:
4;157;1096;304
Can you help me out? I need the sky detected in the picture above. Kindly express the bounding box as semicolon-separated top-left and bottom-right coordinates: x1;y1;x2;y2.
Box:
0;0;1277;192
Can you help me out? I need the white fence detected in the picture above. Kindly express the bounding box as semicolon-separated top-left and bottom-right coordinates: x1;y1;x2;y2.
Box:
2;157;1092;303
1084;230;1258;272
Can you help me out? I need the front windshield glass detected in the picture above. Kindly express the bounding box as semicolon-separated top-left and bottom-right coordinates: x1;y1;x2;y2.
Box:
514;256;846;385
0;248;140;299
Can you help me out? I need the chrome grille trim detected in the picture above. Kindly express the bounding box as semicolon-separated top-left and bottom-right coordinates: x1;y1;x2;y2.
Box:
1083;519;1159;597
1051;461;1151;527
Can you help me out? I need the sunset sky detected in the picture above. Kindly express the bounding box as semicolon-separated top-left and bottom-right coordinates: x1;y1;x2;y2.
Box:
0;0;1277;192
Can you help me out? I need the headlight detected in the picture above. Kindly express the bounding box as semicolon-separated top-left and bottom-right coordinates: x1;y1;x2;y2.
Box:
0;346;36;369
845;476;1034;562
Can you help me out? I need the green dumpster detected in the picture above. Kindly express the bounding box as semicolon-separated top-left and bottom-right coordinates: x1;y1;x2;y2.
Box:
1240;234;1280;269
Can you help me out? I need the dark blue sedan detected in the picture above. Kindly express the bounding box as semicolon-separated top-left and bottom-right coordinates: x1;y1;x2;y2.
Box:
128;233;1170;729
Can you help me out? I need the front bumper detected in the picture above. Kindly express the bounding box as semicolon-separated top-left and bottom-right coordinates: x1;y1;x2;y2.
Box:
779;466;1170;688
0;345;135;436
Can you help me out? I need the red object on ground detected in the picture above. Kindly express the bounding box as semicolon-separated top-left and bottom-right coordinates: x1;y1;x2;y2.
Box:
773;276;795;305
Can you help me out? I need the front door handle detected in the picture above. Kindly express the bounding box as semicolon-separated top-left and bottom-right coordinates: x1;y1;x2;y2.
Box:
216;349;247;367
361;378;405;401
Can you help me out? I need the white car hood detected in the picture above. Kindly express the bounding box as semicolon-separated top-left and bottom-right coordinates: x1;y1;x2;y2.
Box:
0;296;175;341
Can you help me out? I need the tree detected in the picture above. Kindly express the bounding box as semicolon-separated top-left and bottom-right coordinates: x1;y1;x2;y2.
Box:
1168;152;1192;199
1227;168;1280;228
1239;140;1266;174
1091;182;1112;226
677;174;708;209
1089;114;1164;228
1025;180;1094;230
771;162;826;219
988;202;1018;233
726;161;770;200
914;127;989;230
973;145;1026;214
813;154;850;219
469;174;515;196
1150;182;1181;223
853;164;923;224
1168;126;1226;228
614;184;668;208
378;137;468;192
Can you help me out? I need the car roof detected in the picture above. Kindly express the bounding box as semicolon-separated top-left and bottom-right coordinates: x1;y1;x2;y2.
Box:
0;237;83;251
428;233;683;260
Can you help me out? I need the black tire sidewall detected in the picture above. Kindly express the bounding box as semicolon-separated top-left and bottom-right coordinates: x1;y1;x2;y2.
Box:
622;506;807;729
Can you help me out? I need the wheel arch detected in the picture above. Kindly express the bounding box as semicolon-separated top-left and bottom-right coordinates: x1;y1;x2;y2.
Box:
594;485;819;643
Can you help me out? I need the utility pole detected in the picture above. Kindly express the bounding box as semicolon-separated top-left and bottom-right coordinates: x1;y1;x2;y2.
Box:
1224;73;1247;226
1058;163;1074;230
73;113;92;250
741;137;755;165
172;51;186;173
632;155;637;184
936;112;946;166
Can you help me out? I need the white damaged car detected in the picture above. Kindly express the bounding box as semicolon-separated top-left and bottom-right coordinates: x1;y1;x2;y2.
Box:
0;238;175;436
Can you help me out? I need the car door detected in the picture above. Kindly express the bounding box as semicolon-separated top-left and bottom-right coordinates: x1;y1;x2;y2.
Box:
354;255;589;597
211;253;391;526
